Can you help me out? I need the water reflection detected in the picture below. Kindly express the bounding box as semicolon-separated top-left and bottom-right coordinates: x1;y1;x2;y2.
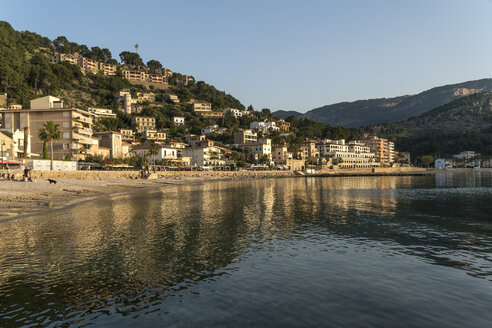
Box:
0;172;491;327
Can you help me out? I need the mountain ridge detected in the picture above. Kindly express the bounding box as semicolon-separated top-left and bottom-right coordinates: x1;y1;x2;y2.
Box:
273;78;492;127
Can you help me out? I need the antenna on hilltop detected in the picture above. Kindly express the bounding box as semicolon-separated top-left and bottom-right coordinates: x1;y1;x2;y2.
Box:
134;43;139;54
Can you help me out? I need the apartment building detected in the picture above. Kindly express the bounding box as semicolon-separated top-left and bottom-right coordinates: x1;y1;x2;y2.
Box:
78;57;99;74
0;131;15;162
141;129;166;142
122;70;167;85
51;53;79;65
0;96;94;160
131;116;156;132
98;62;117;76
361;136;394;165
51;53;116;76
234;129;257;144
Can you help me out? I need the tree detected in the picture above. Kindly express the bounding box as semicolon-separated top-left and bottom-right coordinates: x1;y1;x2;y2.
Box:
39;121;61;170
148;142;160;169
420;155;434;168
147;59;162;72
119;51;143;67
261;108;272;118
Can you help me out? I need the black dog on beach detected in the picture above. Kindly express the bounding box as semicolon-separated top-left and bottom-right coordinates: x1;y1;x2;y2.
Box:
48;179;57;185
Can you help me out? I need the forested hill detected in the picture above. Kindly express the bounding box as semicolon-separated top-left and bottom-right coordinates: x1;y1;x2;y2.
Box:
0;21;244;111
362;92;492;157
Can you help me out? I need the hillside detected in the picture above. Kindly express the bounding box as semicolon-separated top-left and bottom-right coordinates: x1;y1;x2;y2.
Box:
0;21;244;117
274;79;492;127
364;92;492;157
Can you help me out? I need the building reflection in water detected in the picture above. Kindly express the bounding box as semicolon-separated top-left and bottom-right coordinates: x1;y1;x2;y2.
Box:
0;173;491;326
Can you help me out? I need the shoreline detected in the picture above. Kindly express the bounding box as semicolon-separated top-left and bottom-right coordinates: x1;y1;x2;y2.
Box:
2;168;484;221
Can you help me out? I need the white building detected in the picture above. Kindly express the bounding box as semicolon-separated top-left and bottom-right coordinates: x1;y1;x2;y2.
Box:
223;108;243;118
250;121;280;133
316;139;379;169
182;146;226;167
238;138;272;161
86;107;117;119
133;143;178;164
173;116;185;126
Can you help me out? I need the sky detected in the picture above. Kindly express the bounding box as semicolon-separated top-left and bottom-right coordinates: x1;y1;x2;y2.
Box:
2;0;492;112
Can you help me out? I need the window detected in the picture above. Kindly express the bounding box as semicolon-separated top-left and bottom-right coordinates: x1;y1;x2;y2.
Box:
63;112;69;117
63;133;70;139
63;122;69;128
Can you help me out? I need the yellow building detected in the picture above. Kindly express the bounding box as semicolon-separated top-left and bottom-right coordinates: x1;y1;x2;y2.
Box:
131;116;156;132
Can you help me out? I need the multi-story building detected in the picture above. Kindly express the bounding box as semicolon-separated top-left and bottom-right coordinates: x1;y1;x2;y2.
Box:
141;129;166;142
86;107;117;119
0;96;94;160
193;102;212;112
317;139;378;169
93;131;129;158
272;145;292;164
304;140;319;161
173;116;185;126
238;138;272;161
131;116;156;132
119;129;135;142
361;136;394;165
277;120;291;132
51;53;116;76
51;53;80;65
121;70;167;85
78;57;99;74
98;62;117;76
182;145;226;168
133;142;179;165
115;91;155;114
234;129;257;144
288;145;308;160
201;125;227;135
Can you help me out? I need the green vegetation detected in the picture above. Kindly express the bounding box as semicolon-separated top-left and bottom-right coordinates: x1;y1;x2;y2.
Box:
38;121;61;170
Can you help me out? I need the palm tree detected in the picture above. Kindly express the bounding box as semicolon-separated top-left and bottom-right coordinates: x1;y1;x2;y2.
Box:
39;121;61;170
148;142;160;170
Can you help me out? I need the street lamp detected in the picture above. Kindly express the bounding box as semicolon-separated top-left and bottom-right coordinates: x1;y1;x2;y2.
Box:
1;141;6;170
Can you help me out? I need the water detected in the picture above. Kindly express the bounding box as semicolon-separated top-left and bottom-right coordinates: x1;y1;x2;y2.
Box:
0;171;491;327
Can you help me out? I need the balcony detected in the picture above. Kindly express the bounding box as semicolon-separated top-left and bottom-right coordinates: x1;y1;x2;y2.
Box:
73;115;92;124
72;133;93;145
73;126;92;135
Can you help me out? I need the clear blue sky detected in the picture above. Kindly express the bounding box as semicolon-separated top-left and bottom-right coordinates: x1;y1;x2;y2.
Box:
2;0;492;112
